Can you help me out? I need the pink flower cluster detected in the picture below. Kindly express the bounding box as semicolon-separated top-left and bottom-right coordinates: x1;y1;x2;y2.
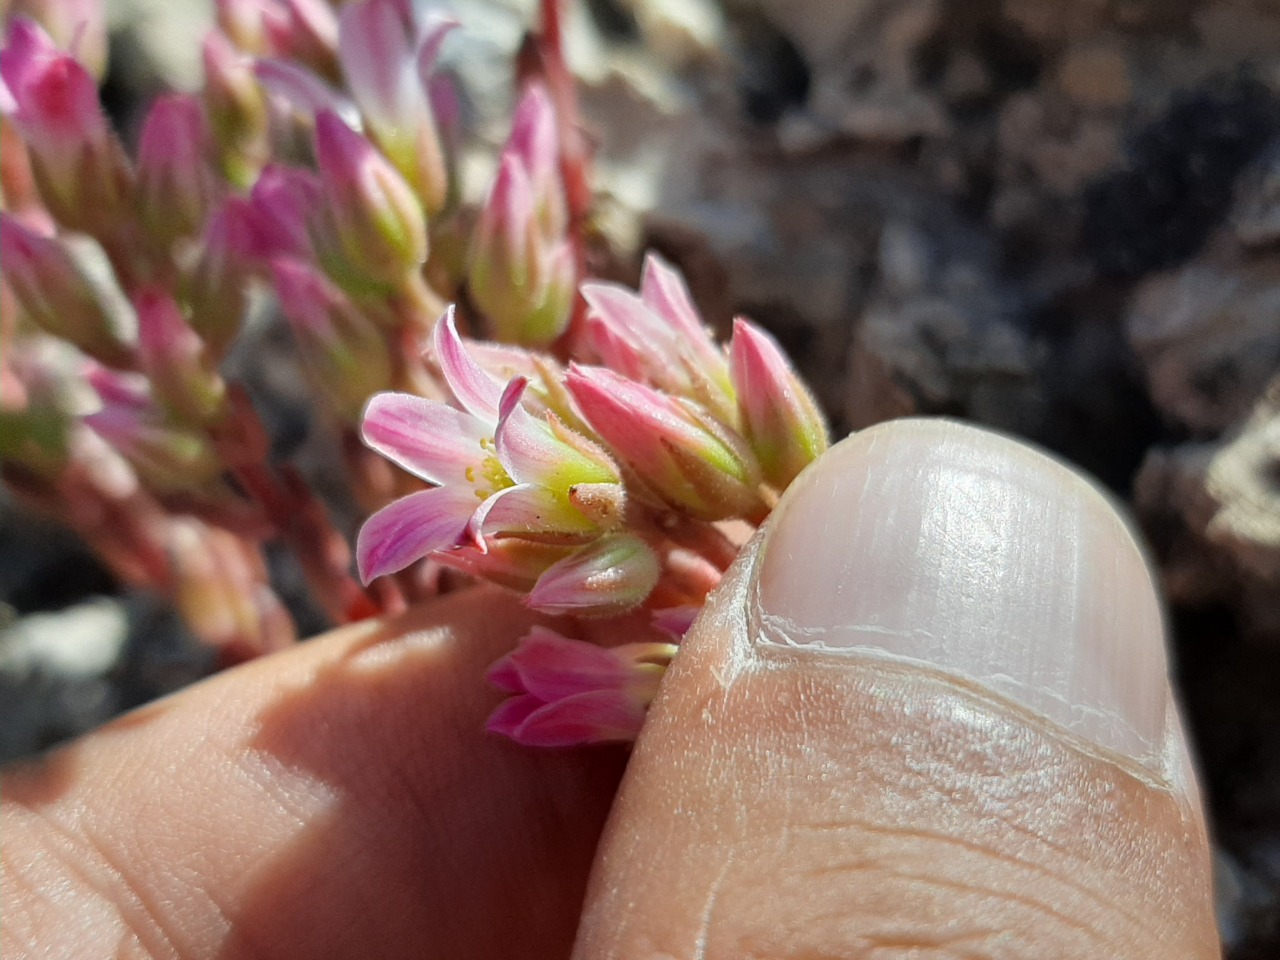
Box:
0;0;830;745
357;253;827;744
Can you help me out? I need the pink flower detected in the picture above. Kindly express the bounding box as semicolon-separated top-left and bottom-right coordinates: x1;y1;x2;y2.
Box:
83;366;224;494
467;83;574;345
565;363;765;522
581;252;732;416
0;18;106;152
136;94;219;247
729;318;829;488
0;18;131;229
338;0;455;213
134;287;226;425
356;309;622;582
270;259;392;421
0;212;130;367
10;0;108;80
486;627;676;747
526;532;661;616
314;109;427;289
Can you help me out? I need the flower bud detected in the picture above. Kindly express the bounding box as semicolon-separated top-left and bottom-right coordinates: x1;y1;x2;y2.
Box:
265;0;339;78
0;337;78;474
0;19;133;234
506;83;565;236
186;197;257;358
486;627;676;746
313;109;428;290
468;155;574;345
202;32;269;186
565;364;766;521
729;317;829;488
0;214;132;366
215;0;284;55
338;0;455;215
526;532;661;616
7;0;108;80
84;367;224;493
134;287;226;425
247;163;323;261
137;94;220;249
270;258;393;420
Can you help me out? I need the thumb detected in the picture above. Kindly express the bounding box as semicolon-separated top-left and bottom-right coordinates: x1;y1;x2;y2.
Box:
574;419;1218;958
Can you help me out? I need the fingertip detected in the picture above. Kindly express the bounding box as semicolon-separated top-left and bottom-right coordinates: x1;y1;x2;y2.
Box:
574;420;1218;959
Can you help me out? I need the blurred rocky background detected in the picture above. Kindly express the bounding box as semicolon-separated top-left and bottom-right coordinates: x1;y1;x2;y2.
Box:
2;0;1278;955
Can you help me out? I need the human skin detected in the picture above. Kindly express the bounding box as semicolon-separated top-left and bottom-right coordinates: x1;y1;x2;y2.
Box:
1;420;1219;958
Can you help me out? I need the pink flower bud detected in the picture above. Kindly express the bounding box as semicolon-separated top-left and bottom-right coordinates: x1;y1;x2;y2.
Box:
729;318;829;488
0;213;131;366
0;337;78;474
215;0;286;55
271;258;393;420
582;253;733;417
253;57;351;120
506;83;565;237
0;18;132;231
314;109;427;289
247;163;323;261
486;627;676;747
565;364;766;521
264;0;339;77
187;198;257;358
526;533;661;616
134;288;226;425
136;94;220;248
202;32;269;186
338;0;455;215
84;367;224;493
7;0;108;80
468;155;575;345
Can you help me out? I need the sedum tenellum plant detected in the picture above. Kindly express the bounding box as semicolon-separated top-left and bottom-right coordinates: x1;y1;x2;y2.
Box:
0;0;829;747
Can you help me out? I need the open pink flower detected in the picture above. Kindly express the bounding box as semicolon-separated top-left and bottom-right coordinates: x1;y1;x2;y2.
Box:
486;627;676;747
356;309;622;582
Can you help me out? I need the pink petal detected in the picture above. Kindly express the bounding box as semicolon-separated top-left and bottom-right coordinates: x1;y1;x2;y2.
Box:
355;485;477;582
433;306;503;420
504;626;629;699
469;483;597;547
338;0;413;130
729;317;828;488
651;605;700;640
507;689;646;747
361;391;489;485
485;693;544;739
526;533;661;617
485;656;525;693
415;13;458;78
494;377;617;489
639;251;707;344
254;57;356;121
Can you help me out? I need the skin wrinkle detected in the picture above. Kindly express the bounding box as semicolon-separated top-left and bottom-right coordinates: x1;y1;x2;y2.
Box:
4;804;178;959
791;817;1148;934
575;428;1217;960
